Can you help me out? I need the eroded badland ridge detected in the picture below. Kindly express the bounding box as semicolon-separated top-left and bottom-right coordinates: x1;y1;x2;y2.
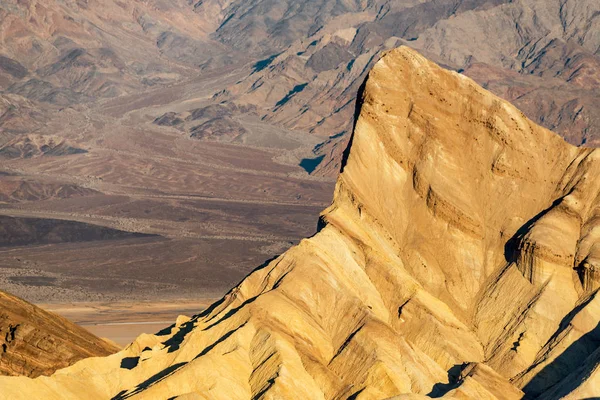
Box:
0;289;118;377
0;47;598;399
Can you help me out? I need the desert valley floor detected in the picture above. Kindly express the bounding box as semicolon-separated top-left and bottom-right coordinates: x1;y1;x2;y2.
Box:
0;66;334;298
0;62;336;344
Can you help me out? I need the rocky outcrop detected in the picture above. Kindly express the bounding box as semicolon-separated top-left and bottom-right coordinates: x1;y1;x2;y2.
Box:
0;47;599;399
0;291;118;378
0;135;86;159
190;117;248;141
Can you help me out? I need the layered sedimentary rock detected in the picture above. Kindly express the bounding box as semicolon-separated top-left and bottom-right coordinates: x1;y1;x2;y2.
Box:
0;290;118;377
1;47;599;399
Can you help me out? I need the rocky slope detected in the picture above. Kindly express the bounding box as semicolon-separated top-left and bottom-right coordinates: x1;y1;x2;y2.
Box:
0;134;86;159
0;0;232;144
0;290;118;377
0;0;222;92
1;47;599;399
205;0;600;174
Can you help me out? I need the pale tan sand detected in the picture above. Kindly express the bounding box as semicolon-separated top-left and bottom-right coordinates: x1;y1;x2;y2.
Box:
38;299;216;347
81;323;174;348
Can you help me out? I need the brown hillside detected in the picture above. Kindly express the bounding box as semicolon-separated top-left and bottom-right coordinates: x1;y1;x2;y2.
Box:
0;290;118;378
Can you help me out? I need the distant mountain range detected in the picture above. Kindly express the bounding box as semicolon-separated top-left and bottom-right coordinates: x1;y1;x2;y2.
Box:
1;0;598;175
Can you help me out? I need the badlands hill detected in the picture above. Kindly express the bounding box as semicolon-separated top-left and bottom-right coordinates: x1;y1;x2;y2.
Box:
0;290;118;377
1;47;599;399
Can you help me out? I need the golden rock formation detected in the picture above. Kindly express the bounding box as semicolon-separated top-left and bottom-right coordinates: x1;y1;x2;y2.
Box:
1;46;599;399
0;290;118;378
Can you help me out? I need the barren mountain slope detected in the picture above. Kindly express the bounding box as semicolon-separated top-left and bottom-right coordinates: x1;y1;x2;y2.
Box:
207;0;600;174
0;290;118;378
1;47;599;399
3;0;599;172
0;1;334;304
0;0;231;143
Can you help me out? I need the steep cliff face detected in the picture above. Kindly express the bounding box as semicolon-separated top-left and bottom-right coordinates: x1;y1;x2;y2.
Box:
0;290;118;378
1;47;599;399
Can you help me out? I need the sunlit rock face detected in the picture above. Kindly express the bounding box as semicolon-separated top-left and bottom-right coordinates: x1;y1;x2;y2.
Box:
1;47;599;400
0;290;118;378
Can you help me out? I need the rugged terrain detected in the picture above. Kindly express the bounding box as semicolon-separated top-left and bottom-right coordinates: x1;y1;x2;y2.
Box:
0;47;598;399
1;0;599;304
0;0;336;304
0;289;118;377
207;0;600;174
